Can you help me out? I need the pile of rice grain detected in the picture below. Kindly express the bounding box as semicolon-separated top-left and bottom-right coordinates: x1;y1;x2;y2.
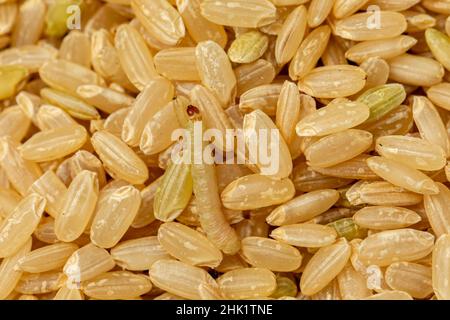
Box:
0;0;450;300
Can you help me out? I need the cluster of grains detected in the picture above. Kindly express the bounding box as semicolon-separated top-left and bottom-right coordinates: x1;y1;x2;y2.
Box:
0;0;450;301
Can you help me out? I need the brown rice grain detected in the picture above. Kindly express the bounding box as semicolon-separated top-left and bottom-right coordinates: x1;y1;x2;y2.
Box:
35;104;78;130
334;11;407;41
76;85;134;115
432;234;450;300
33;217;59;244
288;25;331;80
18;294;38;300
228;31;269;64
271;224;337;248
0;65;28;100
218;268;276;299
359;104;413;140
353;206;422;230
59;31;91;68
259;6;292;36
301;238;351;296
243;109;292;178
19;125;87;162
55;170;99;242
0;138;42;196
427;82;450;111
292;162;353;192
64;243;115;284
311;154;378;180
367;156;439;195
296;100;369;137
350;181;423;207
385;262;433;299
0;105;31;142
141;97;188;155
424;182;450;237
310;279;341;300
0;238;31;299
305;129;372;168
333;0;369;19
412;96;450;156
365;290;413;300
15;271;65;295
240;236;302;272
195;40;237;107
158;222;222;267
90;185;142;249
364;0;420;11
154;160;193;223
404;11;436;33
389;54;444;87
337;263;372;300
422;0;450;15
128;17;171;51
0;194;44;258
200;0;277;28
346;36;417;65
426;28;450;72
19;242;78;273
216;164;253;194
221;174;295;211
83;271;152;300
358;229;434;266
131;0;185;46
103;107;130;138
0;188;21;219
298;65;367;98
91;131;149;184
131;179;160;228
266;189;339;226
69;150;107;188
275;5;307;65
54;286;84;300
375;135;447;171
90;29;136;92
308;0;334;28
239;83;282;116
122;77;174;147
111;236;170;271
357;57;390;93
39;59;103;97
12;0;45;47
28;169;67;219
176;0;227;47
234;59;276;97
321;36;348;66
0;45;57;73
0;2;17;36
154;47;200;81
149;259;219;300
16;91;42;127
276;80;301;145
40;88;100;121
114;24;158;91
85;2;128;33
